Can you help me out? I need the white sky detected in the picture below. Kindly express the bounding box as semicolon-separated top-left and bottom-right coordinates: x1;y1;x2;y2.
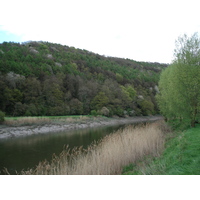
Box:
1;0;200;63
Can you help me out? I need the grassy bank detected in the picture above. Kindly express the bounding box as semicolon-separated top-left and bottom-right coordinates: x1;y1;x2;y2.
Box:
122;124;200;175
3;115;95;126
16;121;166;175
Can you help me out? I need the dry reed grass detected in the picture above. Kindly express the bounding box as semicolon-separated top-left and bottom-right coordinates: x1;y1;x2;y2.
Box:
4;117;52;126
20;120;167;175
3;116;91;126
58;116;91;123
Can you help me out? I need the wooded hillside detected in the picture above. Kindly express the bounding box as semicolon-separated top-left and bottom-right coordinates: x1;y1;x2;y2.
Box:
0;41;168;117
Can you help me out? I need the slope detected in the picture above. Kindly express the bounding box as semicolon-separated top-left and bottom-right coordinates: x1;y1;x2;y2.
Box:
0;41;168;117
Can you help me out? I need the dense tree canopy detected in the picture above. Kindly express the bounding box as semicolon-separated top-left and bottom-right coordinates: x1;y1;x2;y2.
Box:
0;41;167;117
157;33;200;127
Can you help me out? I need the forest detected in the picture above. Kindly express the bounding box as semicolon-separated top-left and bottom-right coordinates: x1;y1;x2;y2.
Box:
0;41;168;117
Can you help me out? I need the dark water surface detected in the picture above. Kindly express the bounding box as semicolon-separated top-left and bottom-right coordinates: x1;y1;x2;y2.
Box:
0;124;126;174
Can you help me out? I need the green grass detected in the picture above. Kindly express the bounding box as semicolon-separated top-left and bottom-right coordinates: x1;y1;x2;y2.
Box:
4;115;93;120
122;124;200;175
3;115;102;127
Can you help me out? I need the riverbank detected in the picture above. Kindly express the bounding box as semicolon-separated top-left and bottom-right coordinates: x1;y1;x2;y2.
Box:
0;116;163;139
122;124;200;175
19;121;165;175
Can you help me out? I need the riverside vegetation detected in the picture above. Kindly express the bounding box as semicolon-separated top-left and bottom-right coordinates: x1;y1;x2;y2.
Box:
1;33;200;175
11;120;166;175
0;40;168;175
122;33;200;175
122;124;200;175
3;115;93;126
157;33;200;127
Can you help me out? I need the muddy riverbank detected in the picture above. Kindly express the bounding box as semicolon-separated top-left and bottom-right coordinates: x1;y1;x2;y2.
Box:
0;116;163;139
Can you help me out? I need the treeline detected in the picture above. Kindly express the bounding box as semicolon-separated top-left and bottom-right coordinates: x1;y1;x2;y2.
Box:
0;41;167;117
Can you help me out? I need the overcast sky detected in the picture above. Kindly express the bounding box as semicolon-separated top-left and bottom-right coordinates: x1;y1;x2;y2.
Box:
0;0;200;63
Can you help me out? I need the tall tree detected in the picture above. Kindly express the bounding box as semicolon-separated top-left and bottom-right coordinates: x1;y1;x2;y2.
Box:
91;92;109;111
157;33;200;127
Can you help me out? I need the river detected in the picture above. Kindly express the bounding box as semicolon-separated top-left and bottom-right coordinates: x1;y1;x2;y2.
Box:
0;124;126;174
0;116;163;174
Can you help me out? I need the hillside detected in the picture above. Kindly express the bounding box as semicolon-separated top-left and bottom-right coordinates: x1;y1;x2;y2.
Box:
0;41;168;117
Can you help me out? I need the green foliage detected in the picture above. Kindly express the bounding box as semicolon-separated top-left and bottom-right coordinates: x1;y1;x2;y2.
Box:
114;107;124;117
138;99;154;116
123;125;200;175
91;110;98;116
126;85;136;100
13;102;26;116
0;110;5;123
0;41;166;117
99;107;110;117
91;92;109;111
69;99;83;115
157;33;200;127
174;32;200;65
24;104;38;116
116;73;123;82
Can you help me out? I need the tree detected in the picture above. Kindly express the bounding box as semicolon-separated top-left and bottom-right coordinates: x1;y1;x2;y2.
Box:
0;110;5;123
13;102;26;116
3;87;23;115
23;77;41;104
91;92;109;111
120;85;136;109
157;33;200;127
0;41;166;117
138;99;154;116
99;107;110;117
43;77;64;107
69;98;83;115
174;33;200;65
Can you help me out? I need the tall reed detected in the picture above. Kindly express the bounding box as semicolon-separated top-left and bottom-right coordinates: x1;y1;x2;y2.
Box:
20;121;167;175
4;117;52;126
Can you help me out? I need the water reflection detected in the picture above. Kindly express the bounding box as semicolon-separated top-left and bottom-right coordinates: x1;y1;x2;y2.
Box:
0;124;123;174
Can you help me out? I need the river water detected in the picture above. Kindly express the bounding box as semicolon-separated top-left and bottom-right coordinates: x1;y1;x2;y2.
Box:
0;124;127;174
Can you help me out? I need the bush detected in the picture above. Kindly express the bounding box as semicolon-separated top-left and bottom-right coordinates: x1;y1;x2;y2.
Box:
24;104;38;116
138;99;154;116
13;102;26;116
0;110;5;123
69;99;83;115
99;107;110;117
91;110;98;116
115;107;124;117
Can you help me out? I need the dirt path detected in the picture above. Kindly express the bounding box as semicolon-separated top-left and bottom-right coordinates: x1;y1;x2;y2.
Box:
0;116;163;139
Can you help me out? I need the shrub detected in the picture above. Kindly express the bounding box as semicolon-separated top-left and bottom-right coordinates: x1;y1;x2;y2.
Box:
91;110;98;116
13;102;26;116
24;104;38;116
115;107;124;117
138;99;154;116
69;99;83;115
99;107;110;117
0;110;5;123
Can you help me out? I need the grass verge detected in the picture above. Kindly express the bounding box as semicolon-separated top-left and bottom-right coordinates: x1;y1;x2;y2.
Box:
122;124;200;175
3;115;96;126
